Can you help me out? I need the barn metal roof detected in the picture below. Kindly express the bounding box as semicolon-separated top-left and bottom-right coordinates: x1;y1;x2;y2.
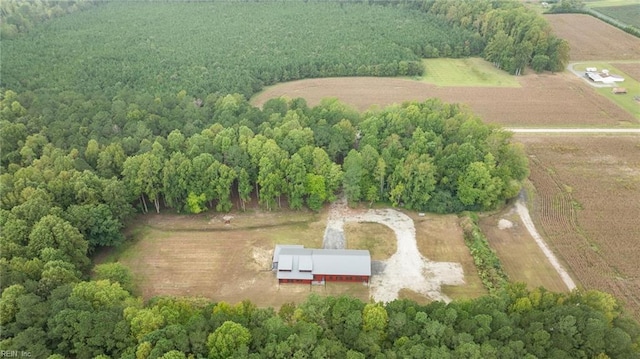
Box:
312;249;371;276
273;246;371;280
272;244;304;264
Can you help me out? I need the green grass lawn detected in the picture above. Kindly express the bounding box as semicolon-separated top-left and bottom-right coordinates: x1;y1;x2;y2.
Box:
420;58;521;87
573;62;640;120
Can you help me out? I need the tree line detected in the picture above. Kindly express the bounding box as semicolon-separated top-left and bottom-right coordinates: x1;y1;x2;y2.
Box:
2;278;639;358
422;0;570;74
2;93;529;216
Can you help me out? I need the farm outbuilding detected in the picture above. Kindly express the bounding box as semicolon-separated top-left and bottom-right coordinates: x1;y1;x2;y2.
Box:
273;245;371;284
585;70;624;84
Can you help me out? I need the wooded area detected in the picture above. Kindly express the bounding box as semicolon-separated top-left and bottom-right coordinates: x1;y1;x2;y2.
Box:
2;1;634;357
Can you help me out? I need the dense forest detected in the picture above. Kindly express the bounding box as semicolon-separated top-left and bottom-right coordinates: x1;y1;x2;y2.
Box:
2;0;636;357
3;281;640;358
3;94;640;358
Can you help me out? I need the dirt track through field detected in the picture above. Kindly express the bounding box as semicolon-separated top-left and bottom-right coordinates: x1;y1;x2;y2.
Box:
515;193;576;291
325;197;465;302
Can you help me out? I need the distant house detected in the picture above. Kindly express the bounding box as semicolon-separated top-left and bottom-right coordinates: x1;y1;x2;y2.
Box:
272;245;371;284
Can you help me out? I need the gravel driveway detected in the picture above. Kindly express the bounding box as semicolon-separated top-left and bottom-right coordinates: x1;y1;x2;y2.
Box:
324;197;465;302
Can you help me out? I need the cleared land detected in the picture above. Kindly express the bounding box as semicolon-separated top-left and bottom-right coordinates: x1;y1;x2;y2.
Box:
518;135;640;320
545;14;640;61
479;203;570;293
410;212;486;300
420;58;520;87
103;12;640;315
252;71;637;127
106;206;485;307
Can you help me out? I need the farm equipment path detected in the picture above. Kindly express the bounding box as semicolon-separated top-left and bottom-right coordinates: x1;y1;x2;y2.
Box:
515;192;577;291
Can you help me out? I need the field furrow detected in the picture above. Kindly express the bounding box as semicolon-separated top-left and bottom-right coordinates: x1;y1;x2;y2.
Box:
521;135;640;320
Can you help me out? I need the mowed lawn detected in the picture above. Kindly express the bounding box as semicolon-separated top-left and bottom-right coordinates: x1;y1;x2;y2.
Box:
420;58;520;87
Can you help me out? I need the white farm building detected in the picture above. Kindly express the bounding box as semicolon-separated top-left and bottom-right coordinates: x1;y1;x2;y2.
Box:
585;68;624;84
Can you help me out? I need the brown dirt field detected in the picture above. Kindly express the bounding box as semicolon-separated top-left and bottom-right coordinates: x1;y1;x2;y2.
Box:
252;73;636;127
517;134;640;320
545;14;640;61
479;206;569;293
616;63;640;82
111;207;483;307
112;209;374;308
410;212;487;300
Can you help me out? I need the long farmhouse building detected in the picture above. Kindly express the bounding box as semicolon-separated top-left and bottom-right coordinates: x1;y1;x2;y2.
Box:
272;245;371;284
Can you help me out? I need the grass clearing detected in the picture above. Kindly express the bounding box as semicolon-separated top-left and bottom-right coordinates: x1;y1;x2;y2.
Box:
410;212;487;300
479;211;569;293
344;222;396;260
420;58;520;87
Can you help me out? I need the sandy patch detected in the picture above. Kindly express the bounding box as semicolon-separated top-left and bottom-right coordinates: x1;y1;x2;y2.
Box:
498;219;514;230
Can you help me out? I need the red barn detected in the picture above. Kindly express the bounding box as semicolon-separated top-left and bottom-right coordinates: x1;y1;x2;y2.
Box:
273;245;371;284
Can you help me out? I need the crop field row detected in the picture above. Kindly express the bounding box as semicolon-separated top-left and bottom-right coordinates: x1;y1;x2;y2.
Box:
252;70;637;127
590;4;640;29
519;135;640;320
545;14;640;61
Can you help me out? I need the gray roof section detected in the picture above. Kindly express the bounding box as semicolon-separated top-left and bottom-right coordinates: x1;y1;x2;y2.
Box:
276;247;313;280
278;255;293;271
274;246;371;280
312;249;371;276
299;255;313;272
272;244;304;264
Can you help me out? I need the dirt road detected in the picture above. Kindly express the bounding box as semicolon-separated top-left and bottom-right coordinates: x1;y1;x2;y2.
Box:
515;193;577;291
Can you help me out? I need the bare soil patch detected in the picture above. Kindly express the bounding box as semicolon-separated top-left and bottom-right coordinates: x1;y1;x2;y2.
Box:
113;209;353;308
252;73;635;127
517;134;640;320
545;14;640;61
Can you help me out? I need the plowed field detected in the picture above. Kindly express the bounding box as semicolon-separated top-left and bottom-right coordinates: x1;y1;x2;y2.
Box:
252;72;635;127
518;135;640;319
545;14;640;61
